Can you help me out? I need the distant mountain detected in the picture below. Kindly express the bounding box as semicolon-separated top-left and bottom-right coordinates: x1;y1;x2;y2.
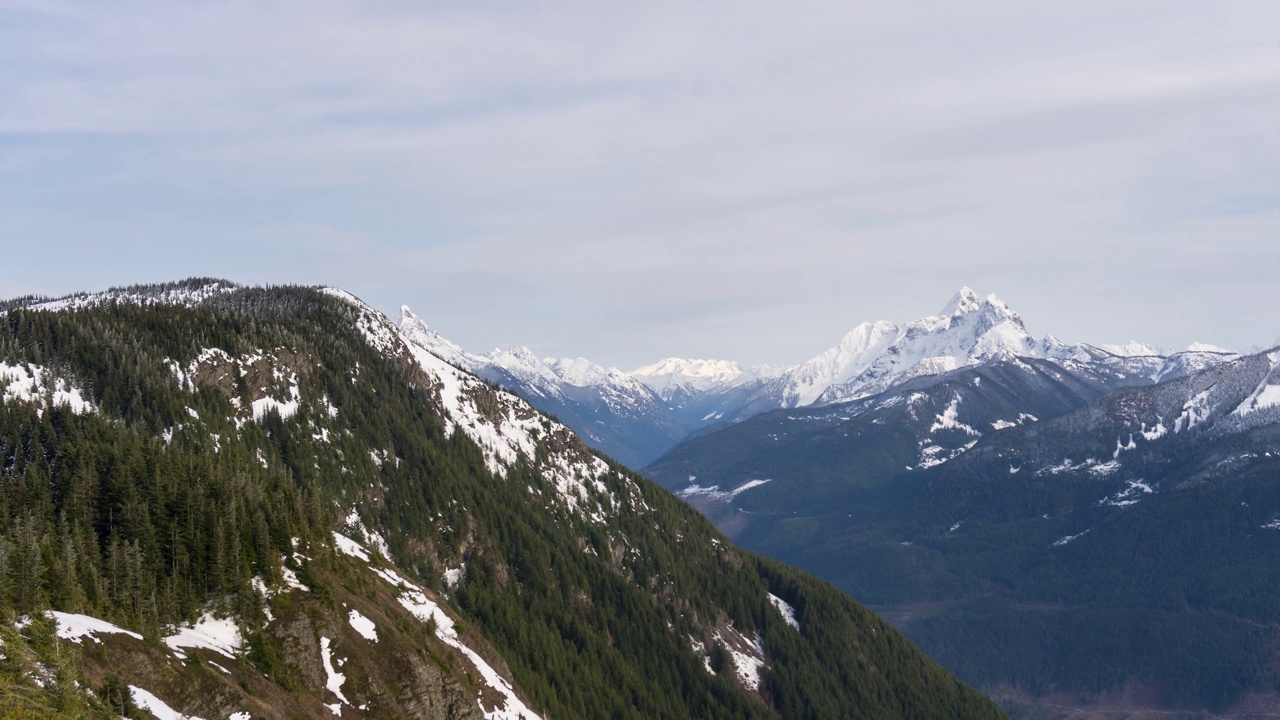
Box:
399;307;683;470
389;288;1238;470
0;279;1004;719
643;346;1280;716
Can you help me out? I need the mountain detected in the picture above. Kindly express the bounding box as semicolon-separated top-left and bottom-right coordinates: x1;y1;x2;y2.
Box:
0;279;1004;719
390;288;1237;472
729;288;1244;417
399;307;685;470
644;345;1280;716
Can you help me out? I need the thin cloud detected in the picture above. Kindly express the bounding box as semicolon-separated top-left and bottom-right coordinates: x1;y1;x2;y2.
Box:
1;1;1277;366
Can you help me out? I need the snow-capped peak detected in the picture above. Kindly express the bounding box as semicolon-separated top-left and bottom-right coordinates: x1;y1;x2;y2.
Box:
631;358;783;398
398;306;473;369
941;287;982;317
632;358;744;380
772;289;1066;407
1186;342;1235;354
1102;341;1165;357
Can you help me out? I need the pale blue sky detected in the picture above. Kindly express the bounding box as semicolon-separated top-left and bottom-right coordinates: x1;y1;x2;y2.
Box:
2;1;1277;367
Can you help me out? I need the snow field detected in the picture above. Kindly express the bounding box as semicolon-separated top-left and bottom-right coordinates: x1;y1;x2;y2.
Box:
163;613;243;660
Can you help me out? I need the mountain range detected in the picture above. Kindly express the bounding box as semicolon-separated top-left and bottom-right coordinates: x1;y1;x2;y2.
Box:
641;321;1280;716
400;287;1243;468
386;286;1277;717
3;279;1274;719
0;280;1003;719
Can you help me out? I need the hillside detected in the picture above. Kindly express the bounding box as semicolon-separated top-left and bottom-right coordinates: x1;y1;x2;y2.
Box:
0;279;1004;719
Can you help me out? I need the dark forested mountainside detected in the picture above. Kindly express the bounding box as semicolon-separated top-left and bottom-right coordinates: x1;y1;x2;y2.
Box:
0;280;1004;719
646;349;1280;717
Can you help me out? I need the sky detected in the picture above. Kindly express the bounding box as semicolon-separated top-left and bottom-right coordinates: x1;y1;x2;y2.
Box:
1;1;1278;368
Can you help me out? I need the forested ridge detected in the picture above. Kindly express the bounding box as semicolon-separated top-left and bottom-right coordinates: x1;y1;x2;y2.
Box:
0;280;1004;719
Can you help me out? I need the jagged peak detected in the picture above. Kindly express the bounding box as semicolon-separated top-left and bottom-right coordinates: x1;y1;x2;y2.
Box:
981;293;1015;316
941;287;981;316
397;304;470;366
399;304;426;327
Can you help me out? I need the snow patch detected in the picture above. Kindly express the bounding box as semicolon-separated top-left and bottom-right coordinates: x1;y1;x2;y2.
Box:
251;577;275;622
343;510;390;559
1112;435;1137;460
689;637;713;673
333;532;371;562
443;564;466;589
130;685;204;720
252;373;301;421
929;396;981;436
1101;479;1154;507
1089;460;1121;476
320;636;350;711
49;611;142;644
717;628;765;692
1140;420;1167;441
163;613;242;659
768;593;799;630
916;439;978;470
677;479;772;503
1174;391;1212;432
348;610;378;642
1040;458;1081;475
1054;529;1090;547
281;562;308;592
0;362;96;417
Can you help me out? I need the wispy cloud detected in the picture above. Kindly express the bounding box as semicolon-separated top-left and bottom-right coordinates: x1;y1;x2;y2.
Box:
2;1;1277;364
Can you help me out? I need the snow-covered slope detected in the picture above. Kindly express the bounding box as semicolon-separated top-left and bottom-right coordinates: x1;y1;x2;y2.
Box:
398;307;685;468
327;292;645;524
753;289;1084;409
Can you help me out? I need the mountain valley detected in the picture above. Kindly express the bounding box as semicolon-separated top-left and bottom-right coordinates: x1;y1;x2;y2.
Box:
384;286;1278;717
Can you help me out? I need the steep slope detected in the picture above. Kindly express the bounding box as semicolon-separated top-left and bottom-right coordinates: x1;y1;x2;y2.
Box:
645;346;1280;716
398;308;686;470
0;279;1004;719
